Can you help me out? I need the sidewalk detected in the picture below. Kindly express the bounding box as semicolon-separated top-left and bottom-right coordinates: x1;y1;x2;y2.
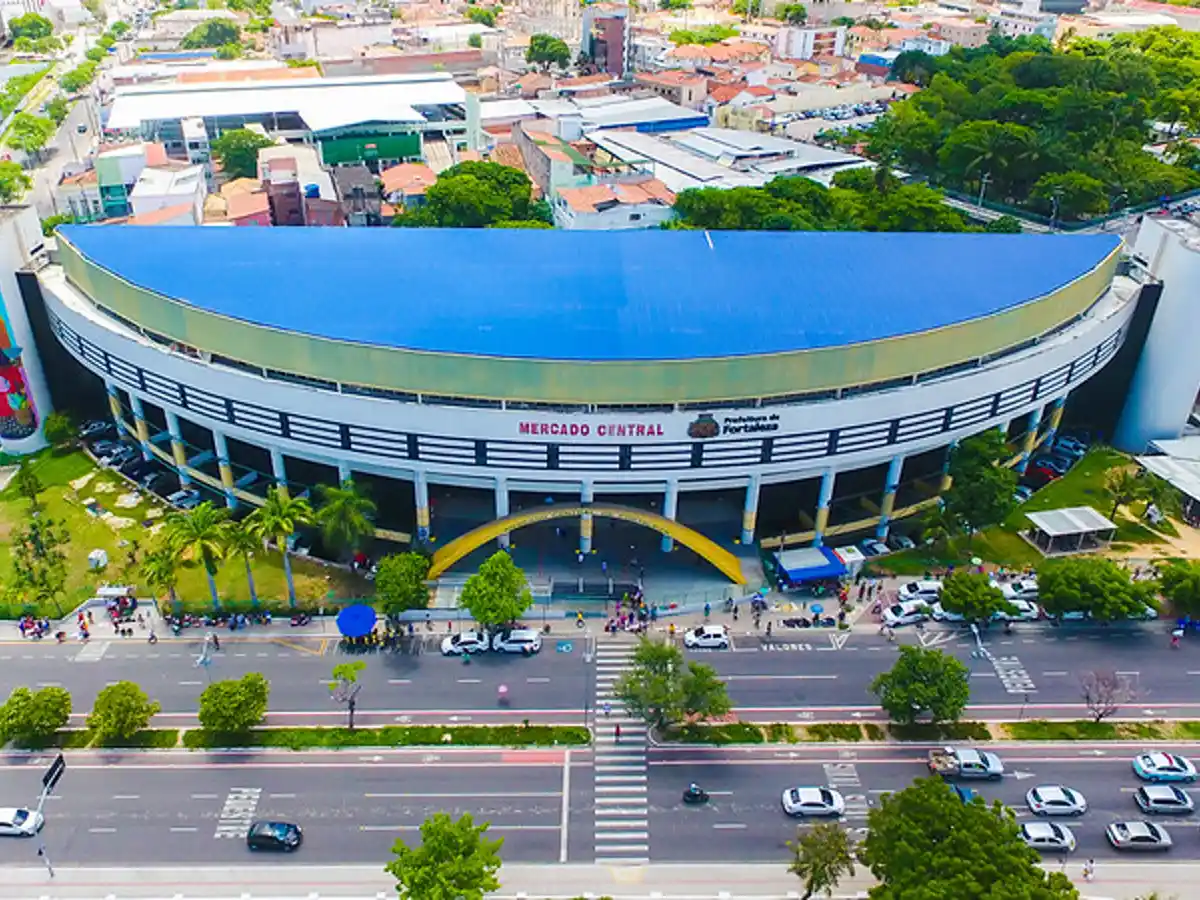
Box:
0;862;1180;899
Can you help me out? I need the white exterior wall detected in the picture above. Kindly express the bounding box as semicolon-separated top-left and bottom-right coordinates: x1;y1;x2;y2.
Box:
553;199;674;230
41;267;1134;492
774;26;846;60
307;22;395;60
1115;217;1200;452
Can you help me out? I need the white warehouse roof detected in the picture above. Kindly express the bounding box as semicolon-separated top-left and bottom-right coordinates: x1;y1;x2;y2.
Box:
107;73;467;133
1024;506;1117;538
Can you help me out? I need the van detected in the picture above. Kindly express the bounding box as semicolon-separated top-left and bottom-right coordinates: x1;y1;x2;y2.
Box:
897;580;943;603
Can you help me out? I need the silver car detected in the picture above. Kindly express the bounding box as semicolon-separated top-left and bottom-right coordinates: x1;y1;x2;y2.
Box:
1135;785;1195;815
1020;822;1076;853
1106;821;1172;851
1026;785;1087;817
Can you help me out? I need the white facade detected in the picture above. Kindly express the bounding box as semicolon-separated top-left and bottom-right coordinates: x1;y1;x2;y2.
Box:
773;25;846;61
990;0;1058;39
129;164;206;224
899;35;952;56
1115;217;1200;453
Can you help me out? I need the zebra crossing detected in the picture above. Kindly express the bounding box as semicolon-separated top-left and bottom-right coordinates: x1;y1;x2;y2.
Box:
593;642;649;865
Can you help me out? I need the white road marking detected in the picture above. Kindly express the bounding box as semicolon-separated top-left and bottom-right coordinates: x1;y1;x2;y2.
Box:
713;823;748;830
1043;671;1068;676
268;793;296;799
527;676;551;684
191;793;218;800
88;827;117;833
364;792;561;799
111;794;140;800
457;678;482;684
35;681;62;687
360;824;560;833
387;679;411;685
169;826;198;833
178;681;202;686
559;748;571;863
723;674;838;681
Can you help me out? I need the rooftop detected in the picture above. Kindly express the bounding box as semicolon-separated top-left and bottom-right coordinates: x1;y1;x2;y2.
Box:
107;72;467;133
59;227;1120;363
557;179;674;213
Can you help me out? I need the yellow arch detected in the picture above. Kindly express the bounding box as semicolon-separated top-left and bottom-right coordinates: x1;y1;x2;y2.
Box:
429;504;748;584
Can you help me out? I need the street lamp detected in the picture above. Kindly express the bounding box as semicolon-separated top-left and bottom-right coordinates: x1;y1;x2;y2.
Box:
977;172;992;209
1050;190;1063;233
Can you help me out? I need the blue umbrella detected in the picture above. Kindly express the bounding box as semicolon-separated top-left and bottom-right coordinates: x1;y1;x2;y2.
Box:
810;603;824;615
337;603;377;638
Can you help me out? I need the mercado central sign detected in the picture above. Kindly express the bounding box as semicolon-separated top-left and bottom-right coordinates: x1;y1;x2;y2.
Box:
515;412;782;441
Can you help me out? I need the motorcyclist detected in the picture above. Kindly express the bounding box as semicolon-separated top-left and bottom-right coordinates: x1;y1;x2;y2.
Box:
684;783;705;802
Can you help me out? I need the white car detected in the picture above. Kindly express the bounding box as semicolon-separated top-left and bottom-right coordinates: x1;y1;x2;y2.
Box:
1026;785;1087;817
1106;820;1172;851
1020;822;1076;853
167;488;201;510
440;631;490;656
1133;753;1197;783
1000;578;1039;602
993;598;1041;622
859;539;890;557
684;624;730;650
781;787;845;817
928;602;965;623
0;808;42;837
882;600;929;627
491;628;542;655
897;580;943;603
1134;785;1194;815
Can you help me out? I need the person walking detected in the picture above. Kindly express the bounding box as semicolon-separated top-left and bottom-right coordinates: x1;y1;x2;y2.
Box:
1082;859;1095;882
614;723;621;743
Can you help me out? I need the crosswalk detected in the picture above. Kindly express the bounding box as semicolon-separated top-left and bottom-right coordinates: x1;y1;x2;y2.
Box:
593;642;649;865
73;640;110;662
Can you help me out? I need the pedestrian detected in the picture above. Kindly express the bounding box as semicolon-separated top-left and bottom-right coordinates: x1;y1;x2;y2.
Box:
765;621;772;638
603;700;611;717
704;601;711;620
614;724;621;743
212;633;220;651
1083;859;1095;882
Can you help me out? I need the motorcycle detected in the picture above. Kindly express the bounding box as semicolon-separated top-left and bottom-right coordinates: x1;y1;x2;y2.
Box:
290;613;312;627
682;785;709;805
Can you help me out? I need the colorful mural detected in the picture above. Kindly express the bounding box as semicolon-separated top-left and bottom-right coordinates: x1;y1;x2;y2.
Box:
0;291;37;440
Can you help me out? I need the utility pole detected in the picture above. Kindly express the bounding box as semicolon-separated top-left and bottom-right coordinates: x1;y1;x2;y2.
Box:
977;172;992;209
35;753;65;879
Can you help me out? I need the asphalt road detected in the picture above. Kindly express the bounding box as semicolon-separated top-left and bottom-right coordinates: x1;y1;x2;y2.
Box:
649;742;1200;863
0;747;590;865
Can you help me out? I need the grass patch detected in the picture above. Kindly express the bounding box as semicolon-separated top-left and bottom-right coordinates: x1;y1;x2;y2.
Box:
764;722;796;743
864;723;886;740
181;724;589;750
889;721;991;742
803;723;866;742
1002;719;1179;741
670;723;766;744
0;449;369;619
94;729;180;749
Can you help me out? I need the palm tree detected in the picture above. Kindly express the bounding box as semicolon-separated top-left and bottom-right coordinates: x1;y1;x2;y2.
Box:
315;479;377;560
225;520;260;608
141;543;182;615
247;486;315;608
1105;468;1144;519
166;502;231;611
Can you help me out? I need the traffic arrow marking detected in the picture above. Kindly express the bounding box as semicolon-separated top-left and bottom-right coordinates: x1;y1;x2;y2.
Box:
919;630;957;648
830;632;850;650
1012;770;1037;780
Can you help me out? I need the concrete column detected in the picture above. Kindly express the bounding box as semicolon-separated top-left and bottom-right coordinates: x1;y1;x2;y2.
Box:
337;461;352;486
105;380;122;431
1016;405;1044;475
415;469;430;541
661;479;679;552
495;476;510;548
939;441;958;494
580;480;594;554
165;409;191;487
741;474;760;545
1043;396;1067;447
875;454;905;540
813;469;836;548
128;394;151;461
213;430;237;509
269;447;288;498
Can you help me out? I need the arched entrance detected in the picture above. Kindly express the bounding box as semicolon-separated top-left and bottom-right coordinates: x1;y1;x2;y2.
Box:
428;503;748;584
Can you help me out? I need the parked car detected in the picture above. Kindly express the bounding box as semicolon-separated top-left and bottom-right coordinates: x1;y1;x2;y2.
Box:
859;538;890;557
119;457;153;480
78;419;113;439
1032;456;1071;476
684;624;731;650
1028;464;1062;483
246;821;302;852
1106;820;1172;851
166;488;201;510
491;627;542;655
886;533;915;551
882;600;930;627
993;598;1041;622
1013;485;1034;504
897;580;943;603
1020;822;1076;852
440;630;490;656
1134;785;1194;814
142;471;177;495
928;602;966;623
104;445;139;469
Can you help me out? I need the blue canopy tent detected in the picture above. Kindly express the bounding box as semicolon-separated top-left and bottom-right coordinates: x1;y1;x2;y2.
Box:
774;546;846;587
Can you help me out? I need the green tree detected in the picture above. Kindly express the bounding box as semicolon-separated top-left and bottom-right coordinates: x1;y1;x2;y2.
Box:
1032;171;1108;220
8;12;53;39
166;502;230;610
985;214;1023;233
862;777;1078;899
1037;556;1153;622
375;552;431;617
224;520;260;608
870;646;969;726
731;0;763;15
668;24;739;44
41;410;74;447
526;33;570;71
467;32;482;48
386;812;503;900
778;2;807;24
246;486;315;607
197;672;269;734
942;431;1017;542
0;161;30;203
459;550;533;628
0;686;70;746
60;62;98;94
937;571;1015;623
890;50;938;86
330;660;365;729
788;822;857;900
614;637;731;730
180;18;240;47
209;127;274;179
1105;467;1144;519
141;543;182;612
87;681;161;744
465;5;497;25
1157;559;1200;617
11;516;70;612
110;20;130;36
315;479;376;558
14;458;43;511
85;46;105;62
6;113;56;157
660;0;693;9
214;41;242;59
397;161;542;228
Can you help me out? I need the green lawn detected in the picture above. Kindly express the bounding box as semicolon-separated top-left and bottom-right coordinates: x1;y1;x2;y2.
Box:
0;449;369;619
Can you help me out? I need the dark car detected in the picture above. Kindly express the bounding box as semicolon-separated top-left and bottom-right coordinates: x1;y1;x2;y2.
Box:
120;458;154;480
1032;457;1070;476
78;419;114;439
246;821;302;852
142;471;178;495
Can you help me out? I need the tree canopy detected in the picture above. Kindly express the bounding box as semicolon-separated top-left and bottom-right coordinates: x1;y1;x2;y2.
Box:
6;113;55;156
867;29;1200;216
1036;556;1154;621
942;431;1018;539
937;571;1015;623
87;681;161;743
459;551;533;628
393;161;549;228
386;812;503;900
1157;558;1200;617
0;160;30;203
197;672;269;734
788;822;856;900
861;777;1079;899
778;3;807;24
465;5;497;26
669;24;739;45
614;637;731;730
210;128;275;179
315;479;376;557
870;646;969;725
180;19;241;48
0;686;71;746
375;552;431;617
8;13;53;40
526;33;570;70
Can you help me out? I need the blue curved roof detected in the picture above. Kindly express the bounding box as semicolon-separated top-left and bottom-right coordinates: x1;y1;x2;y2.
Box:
59;226;1120;362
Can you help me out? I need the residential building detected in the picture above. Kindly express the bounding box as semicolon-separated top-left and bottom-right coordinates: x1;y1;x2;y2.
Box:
635;71;708;111
899;35;952;56
56;170;102;222
270;19;396;61
204;178;273;226
582;3;630;77
990;0;1058;40
380;162;437;209
129;164;207;226
60;142;174;222
258;144;343;227
321;49;487;80
126;203;201;226
333;164;383;226
553;178;674;230
932;18;991;48
149;9;240;42
774;26;847;61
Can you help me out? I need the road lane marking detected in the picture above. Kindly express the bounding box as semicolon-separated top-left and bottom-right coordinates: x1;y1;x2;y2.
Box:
713;823;747;830
360;824;560;832
214;787;261;840
88;827;117;833
169;827;197;833
387;679;412;685
1116;671;1140;676
268;793;296;799
457;678;482;684
191;794;218;800
1043;671;1068;676
111;794;140;800
527;677;551;684
35;681;62;687
178;681;202;686
364;792;561;799
722;674;838;681
559;748;571;863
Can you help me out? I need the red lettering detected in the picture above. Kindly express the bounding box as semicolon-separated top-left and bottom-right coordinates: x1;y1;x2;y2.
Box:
617;425;627;437
539;423;549;435
635;425;646;437
598;425;607;437
519;422;532;434
653;425;663;436
581;425;590;436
